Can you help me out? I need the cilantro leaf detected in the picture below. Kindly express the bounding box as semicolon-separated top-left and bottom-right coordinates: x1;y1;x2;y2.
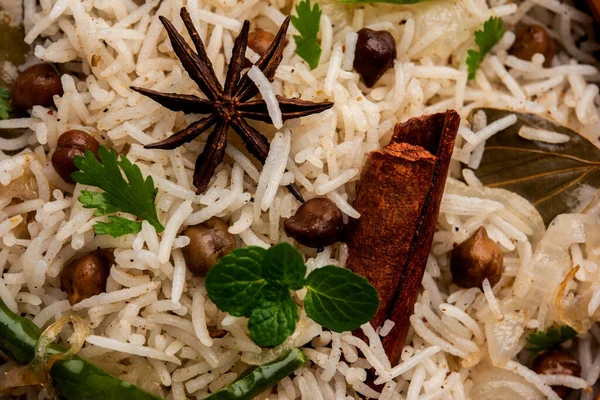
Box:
93;216;142;237
0;88;13;120
304;266;379;332
79;190;119;216
291;0;322;70
72;146;164;233
466;16;504;79
262;242;306;290
526;325;577;355
248;286;298;347
205;247;269;317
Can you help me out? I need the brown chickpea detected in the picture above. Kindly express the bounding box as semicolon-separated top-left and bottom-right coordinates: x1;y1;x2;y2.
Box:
248;30;276;57
284;198;343;248
51;130;101;183
182;217;236;276
450;226;503;288
353;28;397;88
11;64;63;111
509;25;555;67
532;350;581;399
60;250;111;305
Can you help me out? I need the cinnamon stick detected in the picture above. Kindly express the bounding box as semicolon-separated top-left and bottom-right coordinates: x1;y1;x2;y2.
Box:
345;110;459;364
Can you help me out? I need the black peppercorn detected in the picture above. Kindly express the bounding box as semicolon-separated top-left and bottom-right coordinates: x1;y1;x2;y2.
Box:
284;198;343;248
450;226;503;288
353;28;397;88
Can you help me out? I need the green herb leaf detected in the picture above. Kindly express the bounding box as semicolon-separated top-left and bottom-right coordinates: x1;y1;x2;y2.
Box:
79;190;119;216
304;266;379;332
466;16;504;79
291;0;322;70
248;286;298;347
262;242;306;290
93;215;142;237
526;325;577;355
0;88;13;120
72;147;164;233
206;247;269;317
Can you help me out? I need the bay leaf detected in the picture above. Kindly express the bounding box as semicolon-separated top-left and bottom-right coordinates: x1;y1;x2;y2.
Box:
472;108;600;226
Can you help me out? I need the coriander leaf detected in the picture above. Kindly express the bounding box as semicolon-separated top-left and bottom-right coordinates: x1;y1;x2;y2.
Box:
291;0;322;70
262;242;306;290
0;88;13;120
79;190;119;216
72;147;164;232
206;247;270;317
304;266;379;332
248;286;298;347
467;16;504;79
526;325;577;355
93;215;142;237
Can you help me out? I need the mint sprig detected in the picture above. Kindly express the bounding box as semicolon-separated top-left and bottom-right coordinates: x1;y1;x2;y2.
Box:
206;243;379;347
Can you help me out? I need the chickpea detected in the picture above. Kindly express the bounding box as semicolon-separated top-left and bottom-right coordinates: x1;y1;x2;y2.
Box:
450;226;503;288
182;217;236;276
248;30;276;57
51;130;101;183
11;64;63;111
532;350;581;399
509;25;555;67
60;250;111;305
284;198;343;248
353;28;397;88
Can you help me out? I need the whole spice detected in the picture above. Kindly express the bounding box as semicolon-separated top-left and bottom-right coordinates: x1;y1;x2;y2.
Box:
345;110;459;364
509;25;555;67
284;197;343;248
52;130;101;183
353;28;397;88
60;250;111;305
132;8;333;199
11;64;63;111
532;350;581;398
0;297;160;400
450;226;503;288
182;217;236;276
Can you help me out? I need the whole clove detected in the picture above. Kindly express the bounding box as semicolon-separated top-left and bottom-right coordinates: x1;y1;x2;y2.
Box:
345;110;459;364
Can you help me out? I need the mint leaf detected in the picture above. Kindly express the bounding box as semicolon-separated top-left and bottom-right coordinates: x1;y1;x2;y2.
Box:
249;286;298;347
93;215;142;237
526;325;577;355
304;266;379;332
72;147;164;232
0;88;12;120
262;242;306;290
291;0;322;70
206;247;269;317
467;17;504;79
79;190;119;216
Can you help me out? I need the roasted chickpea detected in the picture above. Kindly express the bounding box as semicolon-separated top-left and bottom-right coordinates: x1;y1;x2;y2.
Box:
248;30;276;57
11;64;63;111
532;350;581;399
182;217;236;276
353;28;397;88
284;198;343;248
450;226;503;288
51;130;101;183
60;250;111;305
509;25;555;67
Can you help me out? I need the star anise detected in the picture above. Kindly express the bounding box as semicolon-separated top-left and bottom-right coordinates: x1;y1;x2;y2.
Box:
131;8;333;201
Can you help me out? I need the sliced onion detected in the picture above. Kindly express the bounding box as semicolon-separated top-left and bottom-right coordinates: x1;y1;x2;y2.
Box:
469;364;545;400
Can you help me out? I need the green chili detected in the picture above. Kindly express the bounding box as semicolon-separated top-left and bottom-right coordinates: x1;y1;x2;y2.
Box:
205;348;306;400
0;298;160;400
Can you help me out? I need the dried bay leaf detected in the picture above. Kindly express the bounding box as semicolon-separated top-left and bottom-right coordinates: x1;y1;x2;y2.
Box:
473;108;600;226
